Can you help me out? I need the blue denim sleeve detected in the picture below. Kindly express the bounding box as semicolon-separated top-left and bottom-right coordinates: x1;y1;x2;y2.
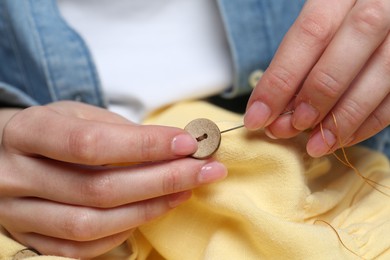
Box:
0;0;106;108
217;0;306;98
361;127;390;159
0;82;39;107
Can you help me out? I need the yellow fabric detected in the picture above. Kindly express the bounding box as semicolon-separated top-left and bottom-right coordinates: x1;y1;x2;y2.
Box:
1;101;390;260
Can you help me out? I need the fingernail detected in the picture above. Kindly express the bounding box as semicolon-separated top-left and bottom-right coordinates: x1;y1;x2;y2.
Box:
264;128;277;139
244;101;271;130
198;161;227;184
171;134;198;155
293;102;319;131
307;129;337;157
168;191;192;208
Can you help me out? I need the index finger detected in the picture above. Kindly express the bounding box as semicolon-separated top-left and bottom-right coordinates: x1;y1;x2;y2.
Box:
244;0;355;130
3;106;197;165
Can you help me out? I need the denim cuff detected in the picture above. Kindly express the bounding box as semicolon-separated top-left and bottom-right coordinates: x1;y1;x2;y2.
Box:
360;127;390;159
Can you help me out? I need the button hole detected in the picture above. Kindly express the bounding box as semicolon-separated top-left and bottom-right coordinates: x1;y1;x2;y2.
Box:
196;133;208;142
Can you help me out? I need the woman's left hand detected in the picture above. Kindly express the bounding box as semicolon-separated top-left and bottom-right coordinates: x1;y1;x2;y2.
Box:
244;0;390;157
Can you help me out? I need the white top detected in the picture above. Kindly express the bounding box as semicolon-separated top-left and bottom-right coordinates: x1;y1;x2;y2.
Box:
57;0;233;122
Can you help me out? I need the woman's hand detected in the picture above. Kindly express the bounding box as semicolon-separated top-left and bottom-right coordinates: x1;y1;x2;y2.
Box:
244;0;390;157
0;101;227;258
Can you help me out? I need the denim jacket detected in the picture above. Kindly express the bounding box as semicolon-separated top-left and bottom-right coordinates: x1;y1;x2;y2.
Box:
0;0;305;106
0;0;389;156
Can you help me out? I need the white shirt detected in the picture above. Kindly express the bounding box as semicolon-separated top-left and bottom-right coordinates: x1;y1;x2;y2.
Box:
57;0;233;122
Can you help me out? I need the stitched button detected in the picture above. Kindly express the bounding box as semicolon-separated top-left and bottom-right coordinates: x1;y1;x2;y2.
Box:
248;69;264;88
184;118;221;159
13;249;39;260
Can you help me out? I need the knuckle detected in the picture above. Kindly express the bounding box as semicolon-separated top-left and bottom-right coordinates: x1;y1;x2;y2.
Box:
265;67;296;95
137;200;161;223
162;167;183;194
67;126;99;163
336;99;365;128
351;1;390;35
138;132;159;159
382;52;390;74
370;109;390;133
298;13;334;46
311;69;343;100
79;173;114;208
378;37;390;73
62;210;96;241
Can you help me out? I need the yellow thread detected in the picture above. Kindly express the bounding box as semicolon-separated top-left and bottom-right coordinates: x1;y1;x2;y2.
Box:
316;113;390;258
314;220;365;259
319;113;390;198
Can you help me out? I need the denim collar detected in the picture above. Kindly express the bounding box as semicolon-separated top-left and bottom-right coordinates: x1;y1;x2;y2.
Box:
0;0;106;107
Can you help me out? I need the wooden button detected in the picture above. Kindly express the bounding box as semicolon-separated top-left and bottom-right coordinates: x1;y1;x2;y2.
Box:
184;118;221;159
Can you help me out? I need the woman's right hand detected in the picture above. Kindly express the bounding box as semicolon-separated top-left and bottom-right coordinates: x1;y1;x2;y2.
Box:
0;101;227;259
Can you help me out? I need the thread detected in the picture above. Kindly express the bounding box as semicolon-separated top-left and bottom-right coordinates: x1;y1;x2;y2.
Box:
314;220;365;260
319;112;390;198
316;112;390;258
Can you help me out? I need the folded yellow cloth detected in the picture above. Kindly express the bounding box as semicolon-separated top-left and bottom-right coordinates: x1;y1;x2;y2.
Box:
1;101;390;260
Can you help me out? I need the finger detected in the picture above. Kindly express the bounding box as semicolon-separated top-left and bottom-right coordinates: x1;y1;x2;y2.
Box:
264;114;300;139
346;94;390;147
2;157;226;208
3;106;197;164
305;32;390;157
293;0;390;131
10;229;133;259
244;0;355;130
306;95;389;157
325;32;390;141
264;99;300;139
0;191;191;242
47;101;134;125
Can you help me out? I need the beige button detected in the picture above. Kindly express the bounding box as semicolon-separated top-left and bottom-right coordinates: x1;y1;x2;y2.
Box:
184;118;221;159
13;249;39;260
248;69;264;88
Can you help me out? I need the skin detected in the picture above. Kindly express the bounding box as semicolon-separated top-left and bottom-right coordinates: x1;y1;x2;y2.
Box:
244;0;390;157
2;0;390;257
0;101;227;258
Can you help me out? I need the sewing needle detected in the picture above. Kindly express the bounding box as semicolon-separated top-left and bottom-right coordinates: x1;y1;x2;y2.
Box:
220;125;245;134
219;110;294;134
